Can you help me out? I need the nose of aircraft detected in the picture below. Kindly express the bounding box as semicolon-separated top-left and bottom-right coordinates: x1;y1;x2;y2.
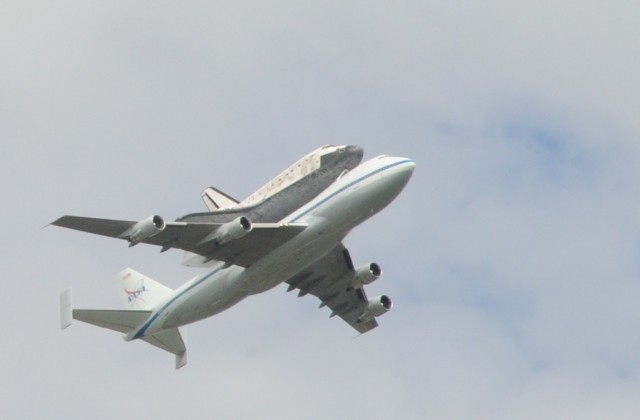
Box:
397;157;415;177
388;157;415;193
402;158;416;172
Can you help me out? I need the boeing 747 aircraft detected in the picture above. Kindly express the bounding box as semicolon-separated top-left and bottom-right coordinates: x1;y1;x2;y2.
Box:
54;145;415;368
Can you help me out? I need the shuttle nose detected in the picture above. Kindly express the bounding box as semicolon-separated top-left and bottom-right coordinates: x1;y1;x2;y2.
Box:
343;145;364;161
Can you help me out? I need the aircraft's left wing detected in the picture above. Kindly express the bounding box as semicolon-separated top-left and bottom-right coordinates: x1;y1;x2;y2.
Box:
51;215;306;268
285;244;386;334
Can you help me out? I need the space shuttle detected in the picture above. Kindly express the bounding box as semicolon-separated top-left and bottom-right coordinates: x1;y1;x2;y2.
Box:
198;145;363;220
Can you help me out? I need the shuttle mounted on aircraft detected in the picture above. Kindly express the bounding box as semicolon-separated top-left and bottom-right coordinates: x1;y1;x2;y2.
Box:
53;145;415;369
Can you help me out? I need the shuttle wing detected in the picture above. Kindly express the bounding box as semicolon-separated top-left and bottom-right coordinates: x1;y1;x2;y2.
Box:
285;244;378;334
52;216;306;268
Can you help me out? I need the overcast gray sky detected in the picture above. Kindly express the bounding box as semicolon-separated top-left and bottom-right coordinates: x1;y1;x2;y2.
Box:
3;1;640;419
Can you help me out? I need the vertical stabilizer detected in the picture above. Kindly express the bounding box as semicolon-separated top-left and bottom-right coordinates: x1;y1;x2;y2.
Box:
60;289;72;329
176;350;188;369
115;268;173;310
201;187;240;211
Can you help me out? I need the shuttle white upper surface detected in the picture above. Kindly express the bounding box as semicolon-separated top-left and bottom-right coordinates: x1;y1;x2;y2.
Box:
240;144;343;207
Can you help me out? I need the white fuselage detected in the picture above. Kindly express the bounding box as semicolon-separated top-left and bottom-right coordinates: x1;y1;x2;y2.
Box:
128;156;415;341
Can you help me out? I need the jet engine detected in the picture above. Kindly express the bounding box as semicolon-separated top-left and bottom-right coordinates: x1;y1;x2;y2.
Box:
354;263;382;286
128;215;165;246
212;216;253;245
358;295;393;323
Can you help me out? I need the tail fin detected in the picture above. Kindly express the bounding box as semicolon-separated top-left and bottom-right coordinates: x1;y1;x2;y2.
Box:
201;187;240;211
115;268;173;310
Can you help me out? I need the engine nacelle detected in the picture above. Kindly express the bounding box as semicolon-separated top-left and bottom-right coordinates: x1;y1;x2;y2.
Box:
358;295;393;323
212;216;252;245
353;263;382;288
129;215;165;245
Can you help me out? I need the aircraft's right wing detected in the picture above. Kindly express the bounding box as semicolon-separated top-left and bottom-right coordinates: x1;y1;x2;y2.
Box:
285;244;384;334
51;215;306;268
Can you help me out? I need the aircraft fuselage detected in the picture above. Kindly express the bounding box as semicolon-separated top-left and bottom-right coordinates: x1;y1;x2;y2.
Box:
127;155;415;340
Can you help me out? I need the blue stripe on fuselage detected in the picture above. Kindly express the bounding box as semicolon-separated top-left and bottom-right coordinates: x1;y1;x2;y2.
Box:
132;265;225;339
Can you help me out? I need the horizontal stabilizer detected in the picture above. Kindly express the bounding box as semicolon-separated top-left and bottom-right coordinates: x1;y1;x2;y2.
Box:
142;327;188;369
73;309;152;334
67;306;188;369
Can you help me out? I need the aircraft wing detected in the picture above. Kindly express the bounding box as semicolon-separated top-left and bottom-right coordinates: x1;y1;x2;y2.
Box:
285;244;379;334
52;215;306;268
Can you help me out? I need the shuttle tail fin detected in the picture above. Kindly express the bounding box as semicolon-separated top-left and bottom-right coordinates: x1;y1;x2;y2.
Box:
115;268;173;310
201;187;240;211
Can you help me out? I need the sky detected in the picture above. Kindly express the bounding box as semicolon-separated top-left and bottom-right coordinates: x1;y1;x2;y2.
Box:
3;1;640;418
